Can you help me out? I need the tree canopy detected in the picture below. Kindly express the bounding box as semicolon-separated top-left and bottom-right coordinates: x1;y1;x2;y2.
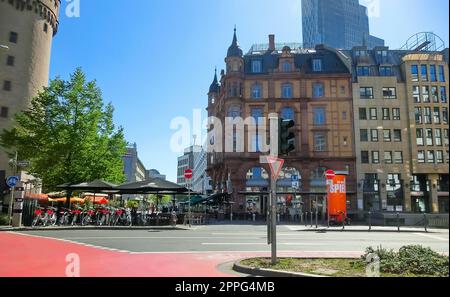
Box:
0;68;127;192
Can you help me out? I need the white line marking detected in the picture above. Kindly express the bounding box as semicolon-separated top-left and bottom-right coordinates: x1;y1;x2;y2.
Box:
202;243;267;246
413;233;449;242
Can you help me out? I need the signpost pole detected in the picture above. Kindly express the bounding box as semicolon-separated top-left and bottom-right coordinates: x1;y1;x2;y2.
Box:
271;174;277;265
184;169;193;228
7;151;18;225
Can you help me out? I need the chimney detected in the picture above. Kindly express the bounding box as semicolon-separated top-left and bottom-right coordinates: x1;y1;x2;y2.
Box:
269;34;275;51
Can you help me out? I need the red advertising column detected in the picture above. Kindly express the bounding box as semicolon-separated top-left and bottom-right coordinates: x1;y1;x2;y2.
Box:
327;174;347;224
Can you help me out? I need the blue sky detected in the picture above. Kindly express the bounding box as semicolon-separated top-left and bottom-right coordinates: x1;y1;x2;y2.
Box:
50;0;449;182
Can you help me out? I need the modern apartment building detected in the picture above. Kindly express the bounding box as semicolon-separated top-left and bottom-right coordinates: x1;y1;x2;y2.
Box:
347;45;449;213
122;143;147;200
192;146;212;195
302;0;384;49
206;31;357;216
177;145;202;187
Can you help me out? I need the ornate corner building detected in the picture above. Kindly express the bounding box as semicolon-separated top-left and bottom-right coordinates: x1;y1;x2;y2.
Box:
206;31;357;217
0;0;60;192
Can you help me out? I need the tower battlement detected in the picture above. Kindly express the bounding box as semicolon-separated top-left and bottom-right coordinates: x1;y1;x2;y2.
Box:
0;0;61;35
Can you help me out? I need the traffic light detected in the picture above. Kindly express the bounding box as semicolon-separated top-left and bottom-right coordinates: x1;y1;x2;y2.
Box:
279;118;295;156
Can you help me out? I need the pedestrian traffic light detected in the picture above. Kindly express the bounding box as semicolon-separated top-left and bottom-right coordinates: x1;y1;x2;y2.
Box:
279;118;295;156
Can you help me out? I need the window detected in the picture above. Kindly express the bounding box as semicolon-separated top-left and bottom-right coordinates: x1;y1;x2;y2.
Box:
445;129;449;146
393;108;400;120
9;32;18;43
434;107;441;124
418;151;425;163
436;151;444;164
443;108;448;124
380;66;392;76
0;107;8;118
416;129;424;146
251;108;263;120
342;111;347;121
421;65;428;81
3;80;11;91
383;87;396;99
393;130;402;142
251;84;262;99
426;129;433;146
413;86;420;103
360;87;373;99
384;151;393;164
360;129;369;142
314;133;326;151
357;66;370;76
282;83;293;99
313;107;326;125
422;86;430;102
283;61;291;72
424;107;432;124
370;108;377;120
355;50;367;57
415;107;422;124
439;65;445;82
431;86;439;103
281;107;295;121
43;23;48;33
312;59;322;72
372;151;380;164
227;105;241;118
383;130;392;142
6;56;14;66
371;129;379;142
411;65;419;81
427;151;435;163
441;87;447;103
361;151;369;164
430;65;437;82
252;60;262;73
359;108;367;120
394;151;403;164
313;83;324;98
435;129;442;146
382;108;390;120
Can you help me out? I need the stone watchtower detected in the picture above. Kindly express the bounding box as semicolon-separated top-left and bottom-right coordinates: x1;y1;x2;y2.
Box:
0;0;60;179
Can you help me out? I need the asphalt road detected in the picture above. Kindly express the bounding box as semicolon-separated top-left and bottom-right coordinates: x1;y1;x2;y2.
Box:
16;224;449;254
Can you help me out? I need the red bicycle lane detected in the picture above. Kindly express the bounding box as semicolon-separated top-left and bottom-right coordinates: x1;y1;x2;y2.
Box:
0;232;362;277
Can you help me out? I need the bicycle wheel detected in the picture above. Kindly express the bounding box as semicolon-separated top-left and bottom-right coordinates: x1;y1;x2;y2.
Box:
32;216;40;227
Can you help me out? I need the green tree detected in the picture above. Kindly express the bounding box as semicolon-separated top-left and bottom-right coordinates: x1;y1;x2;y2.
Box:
0;68;127;198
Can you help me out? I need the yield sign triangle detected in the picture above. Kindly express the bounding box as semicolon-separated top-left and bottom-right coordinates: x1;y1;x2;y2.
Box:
267;157;285;180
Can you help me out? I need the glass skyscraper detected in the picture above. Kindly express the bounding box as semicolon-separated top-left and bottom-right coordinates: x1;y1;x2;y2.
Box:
302;0;384;49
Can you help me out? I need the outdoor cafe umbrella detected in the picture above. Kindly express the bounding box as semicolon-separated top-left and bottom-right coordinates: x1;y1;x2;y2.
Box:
56;180;118;207
115;178;189;194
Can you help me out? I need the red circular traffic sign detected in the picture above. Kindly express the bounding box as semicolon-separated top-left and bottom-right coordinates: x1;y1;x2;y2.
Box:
325;170;336;180
184;169;193;180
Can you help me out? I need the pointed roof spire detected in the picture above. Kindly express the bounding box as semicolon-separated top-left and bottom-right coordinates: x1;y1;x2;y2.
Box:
209;67;220;93
227;26;243;58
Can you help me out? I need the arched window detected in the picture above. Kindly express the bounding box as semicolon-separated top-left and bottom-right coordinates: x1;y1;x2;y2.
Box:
251;83;262;99
281;107;295;121
283;61;292;72
282;83;293;99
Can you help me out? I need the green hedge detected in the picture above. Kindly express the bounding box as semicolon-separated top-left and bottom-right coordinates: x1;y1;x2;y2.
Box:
363;245;449;277
0;214;9;226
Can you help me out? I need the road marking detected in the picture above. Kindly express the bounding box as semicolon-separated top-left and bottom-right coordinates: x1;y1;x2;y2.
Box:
413;233;449;242
202;243;267;246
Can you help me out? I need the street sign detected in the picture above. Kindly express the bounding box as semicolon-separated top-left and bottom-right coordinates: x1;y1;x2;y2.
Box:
6;176;19;188
17;161;30;167
292;181;300;189
291;175;299;182
325;170;336;180
267;157;285;180
184;169;193;180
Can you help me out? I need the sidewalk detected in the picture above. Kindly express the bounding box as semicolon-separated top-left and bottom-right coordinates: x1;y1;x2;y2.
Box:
286;225;448;233
0;225;191;232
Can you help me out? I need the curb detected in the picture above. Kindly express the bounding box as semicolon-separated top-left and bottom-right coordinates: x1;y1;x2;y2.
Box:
296;227;435;233
0;226;190;232
232;259;326;278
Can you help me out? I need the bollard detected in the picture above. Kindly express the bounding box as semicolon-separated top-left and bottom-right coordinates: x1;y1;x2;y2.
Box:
423;213;428;233
397;212;400;232
342;214;345;231
315;210;318;228
277;213;280;223
305;212;308;227
368;211;372;232
252;213;256;222
300;212;304;224
310;212;313;228
230;212;233;222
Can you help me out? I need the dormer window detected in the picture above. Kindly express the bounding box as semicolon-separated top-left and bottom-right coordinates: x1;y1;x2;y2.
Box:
252;60;262;73
312;59;322;72
283;61;292;72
